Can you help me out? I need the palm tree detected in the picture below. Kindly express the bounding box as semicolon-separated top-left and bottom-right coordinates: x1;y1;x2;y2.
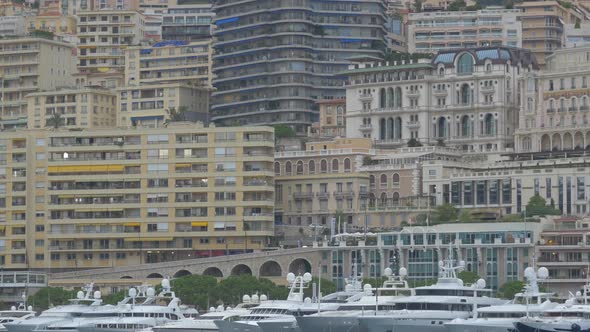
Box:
166;106;188;123
46;112;65;129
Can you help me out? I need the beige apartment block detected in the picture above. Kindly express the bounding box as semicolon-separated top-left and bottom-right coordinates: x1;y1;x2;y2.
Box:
516;1;583;67
116;82;210;128
26;14;77;36
0;37;76;129
26;87;117;129
516;46;590;154
0;124;274;271
76;10;145;88
125;40;212;87
311;99;346;138
407;9;522;54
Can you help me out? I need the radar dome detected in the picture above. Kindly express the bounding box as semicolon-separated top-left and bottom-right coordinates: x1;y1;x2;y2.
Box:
476;279;486;289
384;268;393;276
209;307;216;312
93;291;101;299
146;287;156;297
242;295;251;303
128;288;137;298
399;267;408;277
28;306;33;311
304;297;312;304
303;272;312;283
226;306;232;310
77;291;84;299
524;267;535;279
576;291;583;297
364;284;373;292
251;294;259;303
260;294;268;301
537;267;549;279
10;306;16;311
217;305;224;312
161;279;171;289
287;273;296;283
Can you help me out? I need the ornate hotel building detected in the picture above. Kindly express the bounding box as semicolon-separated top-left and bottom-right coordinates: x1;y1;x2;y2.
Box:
0;124;274;271
345;46;538;153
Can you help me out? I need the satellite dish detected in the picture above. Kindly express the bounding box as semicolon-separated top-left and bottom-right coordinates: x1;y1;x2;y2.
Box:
128;288;137;298
303;272;312;283
260;294;268;301
77;291;84;299
384;268;393;276
399;267;408;277
287;273;296;283
304;297;312;303
161;279;171;289
251;294;259;303
146;288;156;297
242;295;251;303
476;279;486;289
93;291;101;299
537;267;549;279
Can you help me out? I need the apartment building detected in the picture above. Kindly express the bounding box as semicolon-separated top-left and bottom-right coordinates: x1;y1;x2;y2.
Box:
564;23;590;48
0;16;25;36
0;37;76;129
77;0;140;11
515;46;590;154
26;87;117;129
76;10;145;88
211;0;388;134
26;14;77;36
116;82;210;128
516;1;584;67
274;138;373;231
0;124;275;271
162;1;214;42
125;40;212;87
407;9;522;53
345;46;537;152
422;154;590;216
311;99;347;138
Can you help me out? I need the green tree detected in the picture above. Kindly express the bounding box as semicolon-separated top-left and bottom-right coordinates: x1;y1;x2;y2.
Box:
575;18;581;29
448;0;467;10
433;203;458;223
102;290;126;305
525;194;561;216
409;278;437;287
458;271;480;284
458;210;471;223
497;280;525;299
407;138;423;147
27;287;76;310
413;0;423;11
166;106;188;123
211;275;290;306
171;274;218;311
46;112;65;129
274;125;296;138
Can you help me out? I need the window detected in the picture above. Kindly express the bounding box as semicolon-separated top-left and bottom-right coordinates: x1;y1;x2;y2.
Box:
457;53;474;74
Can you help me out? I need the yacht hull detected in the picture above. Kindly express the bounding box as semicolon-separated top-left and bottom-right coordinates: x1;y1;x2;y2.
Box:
295;315;361;332
447;320;516;332
214;321;261;332
515;320;590;332
358;317;461;332
256;320;300;332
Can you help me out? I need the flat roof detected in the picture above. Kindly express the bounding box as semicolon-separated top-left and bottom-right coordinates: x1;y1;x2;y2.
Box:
340;63;433;75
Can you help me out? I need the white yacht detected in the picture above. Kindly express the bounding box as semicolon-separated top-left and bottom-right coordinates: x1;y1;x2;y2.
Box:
295;267;414;332
75;279;183;332
215;272;352;332
0;298;36;332
152;304;255;332
447;267;557;332
5;284;105;332
357;257;508;332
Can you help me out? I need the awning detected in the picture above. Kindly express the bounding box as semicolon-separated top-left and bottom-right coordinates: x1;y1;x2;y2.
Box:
175;163;191;168
123;222;140;227
191;222;208;227
142;237;173;241
48;165;125;173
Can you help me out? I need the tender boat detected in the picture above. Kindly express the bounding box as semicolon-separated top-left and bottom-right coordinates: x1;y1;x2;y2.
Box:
0;297;36;332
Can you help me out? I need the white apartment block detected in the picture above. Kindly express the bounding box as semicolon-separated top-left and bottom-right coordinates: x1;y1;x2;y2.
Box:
0;16;25;36
345;46;537;153
515;46;590;153
76;10;145;87
0;37;76;129
407;9;522;54
125;40;212;87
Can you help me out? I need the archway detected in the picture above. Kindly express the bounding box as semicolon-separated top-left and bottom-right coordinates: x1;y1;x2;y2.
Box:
173;270;191;278
203;267;223;277
552;133;562;151
484;114;494;136
147;273;164;279
231;264;253;276
120;276;133;279
574;132;584;150
563;132;573;150
437;117;447;138
460;83;470;104
540;134;551;152
259;260;282;277
461;115;470;137
289;258;312;275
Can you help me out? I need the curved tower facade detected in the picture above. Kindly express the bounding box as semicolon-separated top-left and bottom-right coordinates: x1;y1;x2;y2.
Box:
211;0;387;134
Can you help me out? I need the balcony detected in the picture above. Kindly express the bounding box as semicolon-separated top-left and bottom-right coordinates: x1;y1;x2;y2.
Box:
581;106;590;112
433;89;447;95
316;191;330;199
359;93;373;101
406;121;420;129
333;190;354;198
558;107;567;113
406;90;420;98
569;107;578;112
547;108;555;113
359;124;372;131
293;192;314;200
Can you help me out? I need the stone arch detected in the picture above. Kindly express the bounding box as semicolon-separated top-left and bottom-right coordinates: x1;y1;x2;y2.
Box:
344;158;351;172
392;192;400;206
231;264;253;276
274;162;281;175
173;270;191;278
308;160;315;174
121;276;133;279
437;117;447;138
460;83;471;104
484;113;494;136
392;173;400;186
552;133;562;151
147;272;164;279
563;132;573;150
320;159;328;173
296;160;304;175
289;258;312;274
259;260;282;277
285;161;292;175
574;132;584;150
203;267;223;277
369;175;375;187
541;134;551;152
332;158;339;172
457;52;474;74
380;192;387;206
380;174;387;188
